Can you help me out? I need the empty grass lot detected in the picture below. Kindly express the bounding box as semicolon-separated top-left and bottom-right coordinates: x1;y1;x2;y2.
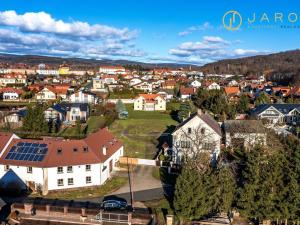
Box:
109;104;178;159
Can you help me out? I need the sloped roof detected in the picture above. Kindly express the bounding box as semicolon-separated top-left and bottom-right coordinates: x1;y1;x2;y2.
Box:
173;112;222;137
223;120;265;133
0;128;122;167
224;86;240;95
0;132;13;153
252;104;300;116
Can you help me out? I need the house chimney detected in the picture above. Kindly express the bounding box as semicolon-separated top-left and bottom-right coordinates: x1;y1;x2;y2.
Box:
197;108;202;115
102;146;107;155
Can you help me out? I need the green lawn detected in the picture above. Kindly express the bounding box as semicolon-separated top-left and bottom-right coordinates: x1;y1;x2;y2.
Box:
86;116;106;134
30;176;127;200
109;104;178;159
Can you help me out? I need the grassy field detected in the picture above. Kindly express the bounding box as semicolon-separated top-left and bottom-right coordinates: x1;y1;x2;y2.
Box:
86;116;106;134
109;104;178;159
30;176;127;200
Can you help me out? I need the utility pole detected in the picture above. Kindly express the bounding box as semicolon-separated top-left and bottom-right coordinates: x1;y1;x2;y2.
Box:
127;156;134;211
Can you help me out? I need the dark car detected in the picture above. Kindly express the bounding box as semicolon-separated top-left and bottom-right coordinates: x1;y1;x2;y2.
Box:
101;199;127;210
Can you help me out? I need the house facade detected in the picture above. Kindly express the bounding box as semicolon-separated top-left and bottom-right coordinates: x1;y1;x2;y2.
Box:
171;109;222;164
223;120;267;149
69;91;97;104
0;88;23;101
0;129;123;195
252;104;300;125
36;87;57;101
134;94;166;111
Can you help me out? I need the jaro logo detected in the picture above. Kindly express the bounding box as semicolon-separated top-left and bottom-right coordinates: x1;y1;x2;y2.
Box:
223;10;243;31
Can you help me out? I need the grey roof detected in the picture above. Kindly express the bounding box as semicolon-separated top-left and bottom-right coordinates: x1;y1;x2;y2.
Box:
252;104;300;116
53;103;89;113
223;120;266;133
173;112;222;136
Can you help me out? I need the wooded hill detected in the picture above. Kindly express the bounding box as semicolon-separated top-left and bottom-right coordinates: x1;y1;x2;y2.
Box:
200;50;300;85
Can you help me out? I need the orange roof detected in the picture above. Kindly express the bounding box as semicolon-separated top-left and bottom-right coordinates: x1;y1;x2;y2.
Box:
224;86;240;95
288;86;300;96
0;128;122;167
180;87;196;95
137;93;162;100
0;87;23;95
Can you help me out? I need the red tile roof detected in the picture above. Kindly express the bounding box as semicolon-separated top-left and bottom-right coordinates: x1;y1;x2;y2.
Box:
0;128;123;167
224;86;240;95
0;87;23;95
0;132;14;154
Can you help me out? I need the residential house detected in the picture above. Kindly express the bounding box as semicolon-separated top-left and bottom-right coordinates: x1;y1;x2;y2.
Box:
129;78;142;86
133;81;153;92
101;75;119;84
161;80;176;90
44;104;66;124
190;80;201;88
0;74;27;87
0;88;23;101
64;103;90;123
223;120;267;148
99;66;126;75
92;78;107;92
171;109;222;164
157;89;174;101
204;82;221;90
252;104;300;125
69;91;97;104
134;94;166;111
179;87;196;100
0;129;123;195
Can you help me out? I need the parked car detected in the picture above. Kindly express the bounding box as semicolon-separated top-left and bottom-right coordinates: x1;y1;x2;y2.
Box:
101;199;127;210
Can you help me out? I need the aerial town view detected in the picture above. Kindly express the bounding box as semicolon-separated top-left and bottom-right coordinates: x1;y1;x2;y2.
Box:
0;0;299;225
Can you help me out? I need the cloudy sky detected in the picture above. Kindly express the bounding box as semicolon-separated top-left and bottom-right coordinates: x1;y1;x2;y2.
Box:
0;0;299;65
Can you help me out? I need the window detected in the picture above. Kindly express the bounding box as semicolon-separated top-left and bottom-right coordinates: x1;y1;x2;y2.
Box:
188;128;192;134
180;141;191;148
86;165;91;171
83;147;88;152
73;148;78;152
4;165;9;171
57;148;62;154
57;167;63;174
102;165;107;172
201;128;206;134
203;143;213;150
27;167;32;174
57;179;64;186
67;166;73;173
68;178;74;186
86;176;92;184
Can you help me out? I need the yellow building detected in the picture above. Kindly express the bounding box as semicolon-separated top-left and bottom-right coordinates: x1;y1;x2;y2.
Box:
58;64;70;75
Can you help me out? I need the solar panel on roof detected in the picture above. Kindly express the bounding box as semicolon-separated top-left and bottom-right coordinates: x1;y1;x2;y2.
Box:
5;142;48;163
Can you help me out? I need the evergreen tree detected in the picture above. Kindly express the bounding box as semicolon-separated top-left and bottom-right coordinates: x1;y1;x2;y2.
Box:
237;94;250;113
177;102;192;122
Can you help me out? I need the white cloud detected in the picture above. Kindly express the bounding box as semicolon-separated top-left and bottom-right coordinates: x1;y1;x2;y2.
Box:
0;10;137;41
168;36;268;65
0;10;144;59
178;22;212;36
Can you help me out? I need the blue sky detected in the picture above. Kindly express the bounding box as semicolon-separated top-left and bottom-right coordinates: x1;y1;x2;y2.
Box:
0;0;299;65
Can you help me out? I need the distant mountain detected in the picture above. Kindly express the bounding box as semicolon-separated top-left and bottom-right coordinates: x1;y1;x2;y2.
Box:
0;53;198;70
200;50;300;85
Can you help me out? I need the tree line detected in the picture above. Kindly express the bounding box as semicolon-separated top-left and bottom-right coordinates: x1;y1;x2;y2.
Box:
173;136;300;224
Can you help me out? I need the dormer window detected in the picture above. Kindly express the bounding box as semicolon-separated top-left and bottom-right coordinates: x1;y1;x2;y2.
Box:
73;148;78;152
83;147;88;152
102;146;107;155
57;148;62;154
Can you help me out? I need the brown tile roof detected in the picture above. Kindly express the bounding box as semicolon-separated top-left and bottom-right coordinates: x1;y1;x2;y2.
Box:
0;128;123;168
180;87;196;95
0;87;23;95
0;132;13;153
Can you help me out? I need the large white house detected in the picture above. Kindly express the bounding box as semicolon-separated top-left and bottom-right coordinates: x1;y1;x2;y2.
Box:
134;94;166;111
171;109;222;164
92;78;107;92
0;128;123;195
68;91;97;104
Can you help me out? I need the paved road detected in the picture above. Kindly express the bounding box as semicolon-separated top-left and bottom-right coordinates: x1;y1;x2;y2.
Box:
112;165;162;194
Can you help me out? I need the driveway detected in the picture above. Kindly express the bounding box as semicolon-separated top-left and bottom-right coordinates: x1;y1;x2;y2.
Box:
112;165;162;194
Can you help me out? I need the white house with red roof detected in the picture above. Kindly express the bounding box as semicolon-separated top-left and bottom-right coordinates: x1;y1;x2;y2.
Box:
0;128;123;195
134;94;166;111
0;87;24;101
0;74;27;87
